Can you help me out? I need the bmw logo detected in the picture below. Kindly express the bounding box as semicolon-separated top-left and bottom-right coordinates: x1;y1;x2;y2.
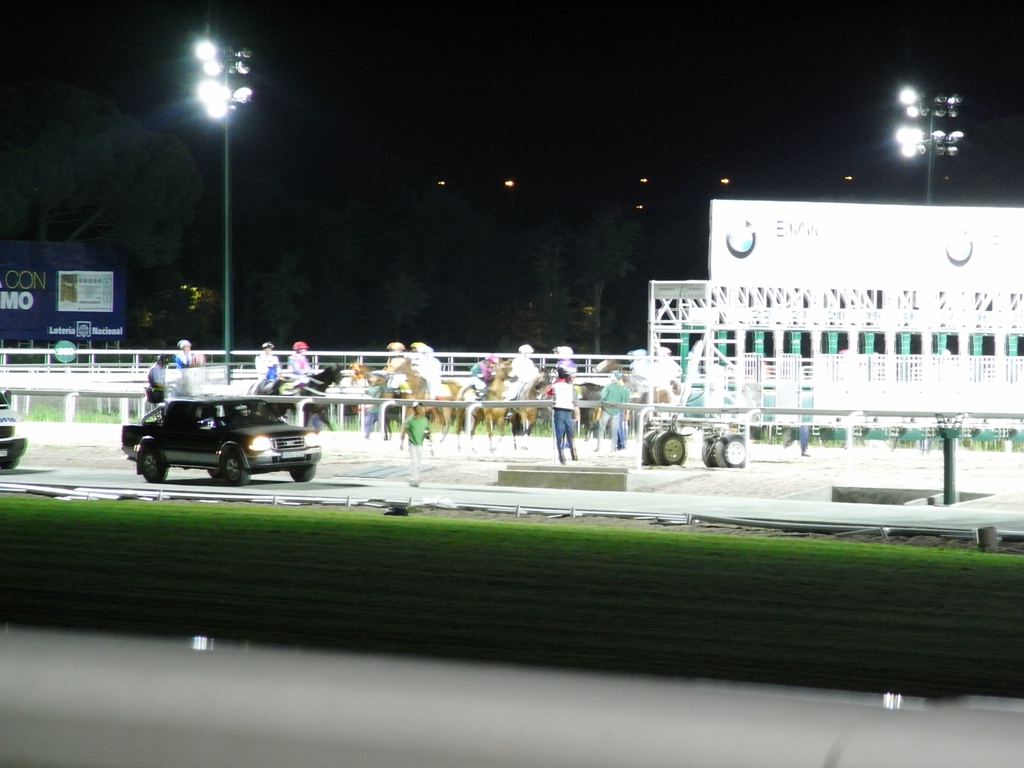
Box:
946;230;973;267
725;220;756;258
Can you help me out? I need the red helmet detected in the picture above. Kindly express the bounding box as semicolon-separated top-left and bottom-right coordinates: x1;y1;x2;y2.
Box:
292;341;309;351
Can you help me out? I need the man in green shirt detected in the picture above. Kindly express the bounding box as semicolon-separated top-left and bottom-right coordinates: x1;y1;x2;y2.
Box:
399;402;431;486
596;370;631;452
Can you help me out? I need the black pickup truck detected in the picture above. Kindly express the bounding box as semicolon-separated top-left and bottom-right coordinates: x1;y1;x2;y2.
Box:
0;389;27;470
121;396;322;486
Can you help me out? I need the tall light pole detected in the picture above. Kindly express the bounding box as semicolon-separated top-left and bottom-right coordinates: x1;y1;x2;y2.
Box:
896;87;963;205
195;40;253;382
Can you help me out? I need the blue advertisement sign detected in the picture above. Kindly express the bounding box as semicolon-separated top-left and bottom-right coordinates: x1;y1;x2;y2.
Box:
0;241;127;341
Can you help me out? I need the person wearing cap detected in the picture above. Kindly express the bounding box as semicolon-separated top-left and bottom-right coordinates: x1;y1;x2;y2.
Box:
596;369;632;452
145;354;168;404
553;346;576;375
544;366;578;465
508;344;539;400
410;342;443;398
256;342;284;391
468;354;499;396
174;340;195;369
288;341;313;387
652;345;682;392
399;401;430;487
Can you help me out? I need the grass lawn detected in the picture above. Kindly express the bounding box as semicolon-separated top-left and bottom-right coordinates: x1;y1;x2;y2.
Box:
3;495;1023;699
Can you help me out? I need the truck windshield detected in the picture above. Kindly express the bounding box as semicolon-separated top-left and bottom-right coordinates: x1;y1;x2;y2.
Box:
224;401;284;428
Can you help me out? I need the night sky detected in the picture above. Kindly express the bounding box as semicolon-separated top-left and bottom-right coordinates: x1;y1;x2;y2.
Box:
6;2;1024;276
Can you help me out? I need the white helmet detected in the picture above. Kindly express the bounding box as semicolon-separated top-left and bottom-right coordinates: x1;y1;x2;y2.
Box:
177;339;191;350
518;344;534;355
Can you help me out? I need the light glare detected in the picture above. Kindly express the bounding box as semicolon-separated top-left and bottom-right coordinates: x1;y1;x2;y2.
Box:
195;40;217;61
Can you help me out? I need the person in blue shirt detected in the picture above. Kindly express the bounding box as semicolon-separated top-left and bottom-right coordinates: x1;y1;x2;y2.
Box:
174;340;195;369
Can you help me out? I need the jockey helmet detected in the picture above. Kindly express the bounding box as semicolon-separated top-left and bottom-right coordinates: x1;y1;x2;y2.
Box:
554;346;573;357
486;354;499;363
177;339;191;350
261;341;274;350
387;342;406;352
292;341;309;351
556;367;571;379
518;344;534;355
658;346;672;356
410;341;426;351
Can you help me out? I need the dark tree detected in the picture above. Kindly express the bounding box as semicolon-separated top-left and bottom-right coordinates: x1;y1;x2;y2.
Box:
0;80;202;267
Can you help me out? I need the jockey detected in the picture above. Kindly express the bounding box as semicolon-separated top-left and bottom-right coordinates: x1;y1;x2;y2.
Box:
653;345;683;389
553;346;576;375
174;340;195;369
468;354;499;396
627;348;652;386
287;341;313;387
385;341;409;394
508;344;539;400
410;341;443;398
254;341;280;384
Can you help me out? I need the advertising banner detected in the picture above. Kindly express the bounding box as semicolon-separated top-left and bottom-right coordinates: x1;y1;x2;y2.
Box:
708;199;1024;289
0;241;127;341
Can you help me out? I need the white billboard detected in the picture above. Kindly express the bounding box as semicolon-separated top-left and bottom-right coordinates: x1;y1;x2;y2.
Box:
708;199;1024;288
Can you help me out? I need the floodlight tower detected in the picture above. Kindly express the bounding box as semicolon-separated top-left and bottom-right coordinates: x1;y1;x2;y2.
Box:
195;40;253;381
896;87;963;205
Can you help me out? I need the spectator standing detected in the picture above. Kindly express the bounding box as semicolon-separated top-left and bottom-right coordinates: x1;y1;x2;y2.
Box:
399;401;430;486
145;355;167;404
596;370;631;452
362;373;386;439
545;367;577;465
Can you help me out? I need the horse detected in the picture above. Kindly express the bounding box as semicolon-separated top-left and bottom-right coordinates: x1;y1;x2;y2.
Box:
595;359;680;404
575;381;604;441
508;369;553;444
458;359;519;452
384;356;463;440
253;364;345;432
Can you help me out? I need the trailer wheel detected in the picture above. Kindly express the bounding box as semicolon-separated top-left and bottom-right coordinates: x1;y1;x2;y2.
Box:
642;429;659;466
702;435;719;468
656;431;687;465
717;433;748;469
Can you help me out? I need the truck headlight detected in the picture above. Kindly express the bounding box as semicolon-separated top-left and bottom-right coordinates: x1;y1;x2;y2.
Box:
304;433;320;448
249;436;273;452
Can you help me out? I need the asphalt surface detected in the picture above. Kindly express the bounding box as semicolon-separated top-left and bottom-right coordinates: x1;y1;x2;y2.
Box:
8;422;1024;539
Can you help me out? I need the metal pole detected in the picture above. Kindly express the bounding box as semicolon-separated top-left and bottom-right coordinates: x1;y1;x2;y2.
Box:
223;99;233;382
925;111;935;206
940;423;958;506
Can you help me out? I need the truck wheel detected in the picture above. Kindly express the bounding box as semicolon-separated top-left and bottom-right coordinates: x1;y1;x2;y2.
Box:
656;431;687;465
290;465;316;482
221;448;251;487
717;433;748;469
0;459;20;470
138;445;168;483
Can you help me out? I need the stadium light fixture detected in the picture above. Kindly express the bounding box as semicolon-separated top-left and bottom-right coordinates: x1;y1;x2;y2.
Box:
195;40;253;381
896;87;963;205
